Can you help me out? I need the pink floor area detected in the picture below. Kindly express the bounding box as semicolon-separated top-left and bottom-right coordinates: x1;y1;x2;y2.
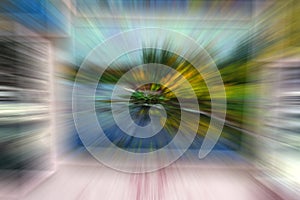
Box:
22;161;282;200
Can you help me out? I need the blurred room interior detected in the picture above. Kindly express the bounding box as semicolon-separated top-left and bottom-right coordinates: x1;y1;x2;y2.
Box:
0;0;299;199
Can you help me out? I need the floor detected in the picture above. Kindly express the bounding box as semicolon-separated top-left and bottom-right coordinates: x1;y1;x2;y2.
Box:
3;151;283;200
